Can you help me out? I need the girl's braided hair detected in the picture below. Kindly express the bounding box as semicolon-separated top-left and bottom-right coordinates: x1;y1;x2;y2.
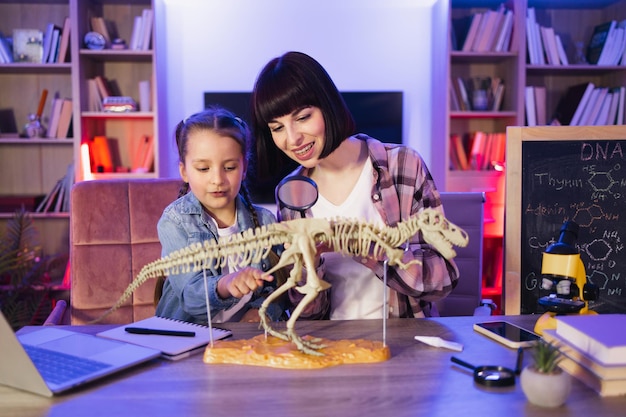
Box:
174;106;260;228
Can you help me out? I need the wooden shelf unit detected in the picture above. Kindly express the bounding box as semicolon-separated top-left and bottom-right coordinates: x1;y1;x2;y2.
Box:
0;0;156;255
446;0;626;310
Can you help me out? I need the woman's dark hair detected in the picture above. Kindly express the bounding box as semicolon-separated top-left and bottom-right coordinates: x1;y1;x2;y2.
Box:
174;106;261;227
251;51;356;179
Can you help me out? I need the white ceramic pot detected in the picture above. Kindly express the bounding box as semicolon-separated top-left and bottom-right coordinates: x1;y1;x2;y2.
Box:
520;365;572;408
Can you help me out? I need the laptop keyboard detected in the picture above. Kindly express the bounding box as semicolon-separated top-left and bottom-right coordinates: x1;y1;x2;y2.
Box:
24;345;110;385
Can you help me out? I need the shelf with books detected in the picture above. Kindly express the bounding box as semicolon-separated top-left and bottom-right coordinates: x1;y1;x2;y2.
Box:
524;0;626;127
72;0;156;182
0;0;74;223
448;1;521;309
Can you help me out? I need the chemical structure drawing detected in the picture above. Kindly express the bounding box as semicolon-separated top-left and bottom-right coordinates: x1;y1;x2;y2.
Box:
585;163;623;200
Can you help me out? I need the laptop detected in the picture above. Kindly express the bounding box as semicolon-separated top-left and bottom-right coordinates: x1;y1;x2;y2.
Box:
0;312;161;397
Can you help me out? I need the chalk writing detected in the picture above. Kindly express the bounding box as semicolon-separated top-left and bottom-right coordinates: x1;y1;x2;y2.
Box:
521;140;626;314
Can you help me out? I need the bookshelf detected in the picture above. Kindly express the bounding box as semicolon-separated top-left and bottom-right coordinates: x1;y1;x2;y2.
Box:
72;0;157;181
447;0;626;313
0;0;156;256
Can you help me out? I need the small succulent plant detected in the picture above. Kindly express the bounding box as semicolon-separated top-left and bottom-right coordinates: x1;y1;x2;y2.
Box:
530;339;563;374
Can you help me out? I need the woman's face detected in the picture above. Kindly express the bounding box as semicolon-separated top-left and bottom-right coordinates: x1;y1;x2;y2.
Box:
267;106;325;168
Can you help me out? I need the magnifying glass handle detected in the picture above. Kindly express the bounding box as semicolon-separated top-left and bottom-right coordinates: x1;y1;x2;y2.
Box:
450;356;476;371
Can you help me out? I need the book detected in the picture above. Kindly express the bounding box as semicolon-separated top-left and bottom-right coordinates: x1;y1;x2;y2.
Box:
473;8;502;52
93;75;112;100
524;86;536;126
46;97;64;139
55;98;73;139
46;27;60;63
543;330;626;397
587;20;616;65
469;131;488;170
129;15;143;50
90;17;111;47
541;26;560;66
606;88;620;125
41;23;60;63
526;8;544;65
580;87;608;126
56;17;71;63
138;80;151;112
555;34;569;65
617;86;625;124
0;31;13;63
97;316;232;360
140;9;153;51
597;22;619;65
461;12;482;52
534;86;547;125
543;330;626;380
593;92;613;125
494;9;514;52
556;314;626;366
456;77;471;111
569;82;596;126
450;133;468;170
90;135;114;173
87;79;102;111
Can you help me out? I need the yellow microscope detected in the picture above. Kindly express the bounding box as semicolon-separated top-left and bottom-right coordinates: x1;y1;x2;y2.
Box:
533;221;599;335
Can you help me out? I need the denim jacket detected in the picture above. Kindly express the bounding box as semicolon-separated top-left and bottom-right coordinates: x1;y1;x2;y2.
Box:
155;192;284;324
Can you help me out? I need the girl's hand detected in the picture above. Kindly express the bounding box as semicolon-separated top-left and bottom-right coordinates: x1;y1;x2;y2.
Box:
217;267;274;299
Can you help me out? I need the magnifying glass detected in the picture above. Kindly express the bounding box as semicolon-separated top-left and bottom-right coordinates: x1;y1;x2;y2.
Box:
275;175;319;218
450;348;523;388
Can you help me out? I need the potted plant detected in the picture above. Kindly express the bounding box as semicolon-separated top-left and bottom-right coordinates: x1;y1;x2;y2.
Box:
520;338;571;407
0;209;67;330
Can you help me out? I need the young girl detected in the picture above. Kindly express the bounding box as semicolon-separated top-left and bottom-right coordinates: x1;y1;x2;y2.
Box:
251;51;459;320
155;107;285;324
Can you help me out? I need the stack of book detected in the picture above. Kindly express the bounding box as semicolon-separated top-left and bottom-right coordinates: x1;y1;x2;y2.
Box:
542;314;626;397
449;131;505;171
549;82;626;126
453;3;514;53
586;20;626;66
526;8;569;66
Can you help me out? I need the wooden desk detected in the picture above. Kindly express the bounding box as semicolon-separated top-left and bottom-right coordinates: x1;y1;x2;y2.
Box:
3;316;625;417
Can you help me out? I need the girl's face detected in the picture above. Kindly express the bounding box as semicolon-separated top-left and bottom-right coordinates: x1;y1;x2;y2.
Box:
267;106;326;168
179;129;246;227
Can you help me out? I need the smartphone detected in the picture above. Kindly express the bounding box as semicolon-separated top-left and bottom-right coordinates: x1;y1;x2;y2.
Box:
473;321;540;349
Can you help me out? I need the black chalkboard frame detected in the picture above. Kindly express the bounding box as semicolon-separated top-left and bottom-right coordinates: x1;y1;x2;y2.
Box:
504;125;626;315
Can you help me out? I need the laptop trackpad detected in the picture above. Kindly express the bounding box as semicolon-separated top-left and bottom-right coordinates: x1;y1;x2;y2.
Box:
38;334;123;358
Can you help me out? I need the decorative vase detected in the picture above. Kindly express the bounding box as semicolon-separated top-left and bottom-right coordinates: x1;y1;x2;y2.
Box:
520;365;571;408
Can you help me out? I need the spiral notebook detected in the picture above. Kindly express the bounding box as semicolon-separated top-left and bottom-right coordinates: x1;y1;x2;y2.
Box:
96;316;232;361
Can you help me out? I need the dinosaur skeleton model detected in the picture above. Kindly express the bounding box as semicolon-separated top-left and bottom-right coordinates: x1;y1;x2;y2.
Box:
94;209;468;355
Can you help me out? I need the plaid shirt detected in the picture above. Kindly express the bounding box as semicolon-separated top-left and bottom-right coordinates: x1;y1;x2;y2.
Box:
280;134;460;318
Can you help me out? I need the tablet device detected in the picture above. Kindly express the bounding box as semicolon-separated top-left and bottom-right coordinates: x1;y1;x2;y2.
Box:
473;321;540;349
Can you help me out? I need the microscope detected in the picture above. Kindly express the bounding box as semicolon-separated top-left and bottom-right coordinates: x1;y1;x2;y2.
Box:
533;220;599;335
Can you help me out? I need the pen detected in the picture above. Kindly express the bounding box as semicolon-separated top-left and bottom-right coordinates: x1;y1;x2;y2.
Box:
124;327;196;337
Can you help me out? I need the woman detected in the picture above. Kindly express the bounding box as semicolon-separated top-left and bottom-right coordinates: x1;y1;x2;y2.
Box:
251;51;459;319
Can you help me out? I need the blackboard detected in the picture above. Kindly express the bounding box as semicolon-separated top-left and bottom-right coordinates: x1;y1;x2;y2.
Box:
504;126;626;315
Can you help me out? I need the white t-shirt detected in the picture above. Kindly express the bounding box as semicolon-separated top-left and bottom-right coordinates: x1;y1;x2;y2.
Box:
211;214;252;323
311;157;388;319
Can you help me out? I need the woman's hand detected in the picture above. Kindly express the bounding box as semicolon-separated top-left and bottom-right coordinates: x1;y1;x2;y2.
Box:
217;267;274;299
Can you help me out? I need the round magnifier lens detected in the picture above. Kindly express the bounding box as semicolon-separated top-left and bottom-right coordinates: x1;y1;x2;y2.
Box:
276;176;319;213
475;367;516;387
